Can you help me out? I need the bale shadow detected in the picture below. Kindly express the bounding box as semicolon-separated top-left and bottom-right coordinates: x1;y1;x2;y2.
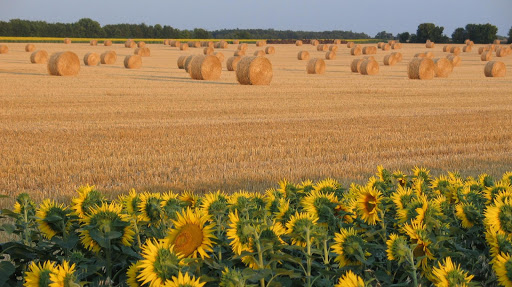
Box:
0;70;45;76
133;76;238;86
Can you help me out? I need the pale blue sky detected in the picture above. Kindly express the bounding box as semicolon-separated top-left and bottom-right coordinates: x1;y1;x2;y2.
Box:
1;0;511;37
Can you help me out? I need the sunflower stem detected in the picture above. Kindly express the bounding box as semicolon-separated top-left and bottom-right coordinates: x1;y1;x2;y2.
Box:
254;230;265;287
23;206;30;246
306;228;312;287
216;215;223;261
132;217;141;249
323;239;330;269
106;239;113;286
407;249;418;287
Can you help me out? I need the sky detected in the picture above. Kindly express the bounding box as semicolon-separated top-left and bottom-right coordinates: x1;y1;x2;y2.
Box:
1;0;511;37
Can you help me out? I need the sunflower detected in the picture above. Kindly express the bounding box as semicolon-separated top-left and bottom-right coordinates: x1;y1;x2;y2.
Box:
503;172;512;185
298;179;314;194
455;202;481;228
228;191;252;209
36;199;70;239
201;191;229;218
227;210;253;254
49;261;78;287
164;271;205;287
485;181;512;204
413;166;431;182
431;257;474;287
334;270;365;287
402;222;435;270
396;195;427;224
391;186;416;210
367;176;387;194
376;165;392;183
274;198;293;226
355;186;382;225
265;188;282;215
431;175;451;196
161;192;183;220
79;202;134;253
166;208;215;259
485;230;512;260
313;178;340;194
495;253;512;287
14;193;36;215
71;184;105;219
393;170;408;187
412;177;427;196
179;191;200;208
332;227;370;267
277;178;300;198
479;173;494;188
219;268;246;287
24;261;57;287
301;190;339;225
138;192;163;225
285;212;319;247
127;261;144;287
121;189;141;216
138;239;183;287
484;197;512;235
386;233;409;262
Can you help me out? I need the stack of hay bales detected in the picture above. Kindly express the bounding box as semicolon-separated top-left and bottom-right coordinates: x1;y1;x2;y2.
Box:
484;61;506;77
135;47;151;57
0;45;9;54
360;59;379;75
265;46;275;54
317;44;328;51
362;46;377;54
297;51;310;60
104;40;112;46
90;40;98;46
125;40;136;48
190;55;222;80
433;58;453;78
236;56;273;85
226;56;242;71
311;40;319;46
25;44;36;52
325;51;336;60
350;45;362;56
306;58;325;74
83;53;100;66
63;38;71;44
408;58;435;80
296;40;303;46
100;51;117;64
426;40;435;48
30;50;48;64
47;51;80;76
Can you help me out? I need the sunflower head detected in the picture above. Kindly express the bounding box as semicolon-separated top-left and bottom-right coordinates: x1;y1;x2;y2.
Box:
485;230;512;260
298;179;314;194
126;261;144;287
431;175;451;196
138;239;183;287
393;170;408;187
367;176;388;194
201;191;229;218
396;194;427;224
166;208;215;259
376;165;392;183
386;233;410;262
36;199;71;240
355;186;382;225
332;227;370;267
479;173;494;188
301;190;338;227
334;270;365;287
120;189;141;216
485;181;512;204
24;261;57;287
219;268;246;287
413;166;431;182
484;197;512;235
138;192;163;225
79;202;134;253
431;257;474;287
455;202;482;228
503;172;512;185
402;222;435;270
494;253;512;287
71;185;105;219
14;193;36;215
49;260;78;287
313;178;340;194
277;178;300;199
161;192;183;220
285;212;319;247
179;191;201;208
164;271;206;287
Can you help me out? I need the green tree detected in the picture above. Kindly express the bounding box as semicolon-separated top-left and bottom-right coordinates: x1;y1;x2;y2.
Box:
509;27;512;44
193;28;210;39
451;27;467;43
75;18;103;37
375;31;394;40
465;23;497;43
397;32;410;43
415;23;448;43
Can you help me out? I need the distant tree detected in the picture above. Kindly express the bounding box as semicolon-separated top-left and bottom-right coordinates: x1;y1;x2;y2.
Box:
451;27;467;43
410;34;418;43
234;30;252;39
415;23;448;43
75;18;103;37
374;31;394;40
465;23;498;43
397;32;410;43
193;28;210;39
509;26;512;44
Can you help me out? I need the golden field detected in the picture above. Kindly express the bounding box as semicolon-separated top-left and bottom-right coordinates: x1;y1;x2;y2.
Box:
0;41;511;208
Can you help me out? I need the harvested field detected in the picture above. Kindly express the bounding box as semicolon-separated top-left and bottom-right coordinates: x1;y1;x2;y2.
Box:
0;42;511;208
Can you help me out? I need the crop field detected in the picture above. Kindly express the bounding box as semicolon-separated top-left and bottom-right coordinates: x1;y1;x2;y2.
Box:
1;41;512;209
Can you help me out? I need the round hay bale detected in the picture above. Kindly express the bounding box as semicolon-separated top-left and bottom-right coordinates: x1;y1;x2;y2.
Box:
478;46;489;55
189;55;222;80
425;51;434;59
407;58;435;80
254;50;265;57
426;42;435;48
350;58;364;73
100;51;117;64
481;51;493;61
347;42;354;48
317;44;328;51
391;52;403;62
233;40;240;45
90;40;98;46
360;59;379;75
265;46;275;54
0;45;8;54
446;55;461;67
377;42;384;48
388;40;396;45
297;51;310;60
238;43;248;51
325;51;336;60
234;50;245;56
296;40;303;46
329;45;338;52
137;41;146;48
383;54;397;66
494;40;501;45
124;55;142;69
30;50;48;64
180;43;189;51
350;46;362;56
450;47;461;55
83;52;100;66
236;56;273;85
184;55;198;73
433;58;453;78
484;61;506;77
382;44;391;51
391;43;402;49
25;44;35;52
463;46;472;52
63;38;71;44
311;40;319;46
164;39;170;45
125;40;136;48
134;47;151;57
333;39;341;45
204;47;214;55
468;41;475;46
496;48;508;57
219;41;229;49
170;40;179;47
104;40;112;46
214;52;225;62
177;55;188;69
443;45;452;52
306;58;326;74
362;46;377;54
47;51;80;76
256;40;265;47
190;41;201;48
464;39;471;45
226;56;242;71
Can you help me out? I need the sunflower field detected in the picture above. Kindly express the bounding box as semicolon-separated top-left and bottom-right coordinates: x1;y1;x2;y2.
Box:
1;166;512;286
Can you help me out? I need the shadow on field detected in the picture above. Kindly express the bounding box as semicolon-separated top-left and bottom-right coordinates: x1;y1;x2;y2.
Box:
0;70;45;76
133;75;238;86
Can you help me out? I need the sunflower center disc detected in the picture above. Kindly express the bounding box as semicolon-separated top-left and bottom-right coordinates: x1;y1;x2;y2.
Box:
174;224;203;257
